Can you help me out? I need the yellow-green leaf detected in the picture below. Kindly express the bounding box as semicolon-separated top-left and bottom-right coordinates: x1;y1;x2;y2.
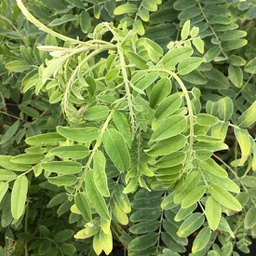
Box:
209;184;242;211
11;175;28;219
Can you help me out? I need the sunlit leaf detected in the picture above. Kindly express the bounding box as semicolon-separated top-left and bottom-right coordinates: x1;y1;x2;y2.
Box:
205;196;221;230
93;151;110;197
11;175;28;219
209;184;242;211
57;126;98;142
178;57;203;75
84;170;110;220
192;227;211;253
177;213;205;237
41;161;82;174
237;101;256;128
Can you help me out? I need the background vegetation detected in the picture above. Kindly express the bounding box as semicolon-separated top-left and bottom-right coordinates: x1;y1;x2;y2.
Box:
1;0;256;255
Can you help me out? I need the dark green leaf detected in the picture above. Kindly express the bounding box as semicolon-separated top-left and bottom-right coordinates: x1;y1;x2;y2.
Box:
0;120;20;145
75;193;92;221
129;232;158;251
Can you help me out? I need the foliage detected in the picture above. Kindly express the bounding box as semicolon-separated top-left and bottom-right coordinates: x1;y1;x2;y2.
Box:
1;0;256;255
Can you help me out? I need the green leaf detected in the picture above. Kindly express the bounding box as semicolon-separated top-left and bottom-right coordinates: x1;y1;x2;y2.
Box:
11;175;28;219
83;105;109;121
181;185;206;209
228;65;243;88
5;60;31;72
218;217;235;238
125;51;148;69
231;128;253;166
99;230;113;255
205;196;221;230
25;132;64;146
174;172;200;204
210;121;229;140
75;193;92;221
110;199;128;225
114;3;137;15
237;101;256;128
102;128;130;172
41;161;82;174
192;37;204;54
198;158;228;178
174;203;198;222
204;173;240;193
93;151;110;197
74;221;100;239
129;220;159;234
151;115;187;141
0;155;31;172
245;57;256;74
209;184;242;211
155;93;183;120
181;20;190;40
80;10;91;33
177;213;205;237
218;97;234;121
49;14;77;26
142;0;158;11
10;154;44;165
54;229;74;243
57;126;98;142
129;232;158;251
229;55;246;66
204;46;221;62
0;120;20;145
192;227;211;253
0;169;17;181
162;47;193;69
196;114;219;126
222;39;247;51
146;134;187;156
0;182;8;204
49;145;89;159
138;38;163;62
244;207;256;229
155;151;186;168
149;78;172;108
113;185;131;213
84;170;110;220
48;175;77;186
178;57;203;75
135;72;159;91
